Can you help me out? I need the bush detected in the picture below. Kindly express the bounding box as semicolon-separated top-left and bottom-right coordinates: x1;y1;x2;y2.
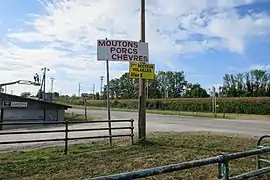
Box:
57;97;270;115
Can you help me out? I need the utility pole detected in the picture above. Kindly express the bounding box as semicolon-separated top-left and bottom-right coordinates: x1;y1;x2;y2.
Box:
50;78;54;93
78;83;82;97
100;76;104;99
92;84;95;98
50;77;54;101
138;0;146;140
92;84;95;94
41;67;50;101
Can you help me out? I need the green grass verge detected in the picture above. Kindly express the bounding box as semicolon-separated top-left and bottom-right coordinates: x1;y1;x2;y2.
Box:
0;132;270;179
70;105;270;120
65;112;102;121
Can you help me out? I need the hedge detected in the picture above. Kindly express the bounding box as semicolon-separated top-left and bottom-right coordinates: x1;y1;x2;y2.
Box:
57;97;270;115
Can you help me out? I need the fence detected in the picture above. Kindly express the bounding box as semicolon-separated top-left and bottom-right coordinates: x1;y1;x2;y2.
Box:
257;135;270;170
92;135;270;180
0;119;134;154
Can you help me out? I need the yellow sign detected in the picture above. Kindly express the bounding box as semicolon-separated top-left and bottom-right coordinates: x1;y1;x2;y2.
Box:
129;62;155;80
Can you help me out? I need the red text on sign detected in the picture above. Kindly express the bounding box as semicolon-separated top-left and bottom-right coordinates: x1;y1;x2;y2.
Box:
98;40;139;48
111;54;148;62
110;47;138;54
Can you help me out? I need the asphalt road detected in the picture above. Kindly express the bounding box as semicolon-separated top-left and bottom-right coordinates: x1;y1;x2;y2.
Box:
0;108;269;152
68;108;270;136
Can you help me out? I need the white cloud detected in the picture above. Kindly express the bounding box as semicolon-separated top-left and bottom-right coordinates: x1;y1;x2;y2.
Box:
249;64;270;71
0;0;270;95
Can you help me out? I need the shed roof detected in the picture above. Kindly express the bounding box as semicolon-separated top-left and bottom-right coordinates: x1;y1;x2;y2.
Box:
0;93;72;109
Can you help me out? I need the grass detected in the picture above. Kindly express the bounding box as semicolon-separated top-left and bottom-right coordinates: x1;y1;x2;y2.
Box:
70;105;270;120
0;132;270;180
64;112;102;121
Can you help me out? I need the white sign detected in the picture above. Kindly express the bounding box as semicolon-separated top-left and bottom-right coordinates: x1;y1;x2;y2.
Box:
97;39;149;62
3;101;28;108
11;102;28;107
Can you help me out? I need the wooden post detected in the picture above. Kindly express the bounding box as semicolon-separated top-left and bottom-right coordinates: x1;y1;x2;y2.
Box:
138;0;146;140
0;109;3;130
64;119;68;155
131;118;134;144
84;99;87;120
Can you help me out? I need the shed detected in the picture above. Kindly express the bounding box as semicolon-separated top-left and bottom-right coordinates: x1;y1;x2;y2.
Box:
0;93;71;130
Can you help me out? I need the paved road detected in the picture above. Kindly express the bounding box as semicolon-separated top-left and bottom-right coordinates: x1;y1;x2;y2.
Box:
68;109;270;136
0;108;269;152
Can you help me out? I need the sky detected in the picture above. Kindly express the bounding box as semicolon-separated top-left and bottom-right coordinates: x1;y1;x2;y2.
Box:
0;0;270;96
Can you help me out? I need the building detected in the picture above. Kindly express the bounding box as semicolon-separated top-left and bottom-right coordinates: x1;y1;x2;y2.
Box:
0;93;71;130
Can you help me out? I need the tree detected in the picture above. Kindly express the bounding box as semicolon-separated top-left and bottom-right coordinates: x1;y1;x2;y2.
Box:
118;73;139;99
184;83;210;98
171;71;188;98
95;92;100;100
21;92;31;98
103;73;139;100
156;71;167;98
101;71;192;99
221;69;270;97
147;76;162;99
53;92;60;98
81;93;90;98
102;86;108;100
155;71;187;98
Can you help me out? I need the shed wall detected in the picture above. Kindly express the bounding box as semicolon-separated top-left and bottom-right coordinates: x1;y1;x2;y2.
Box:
58;109;65;122
0;94;70;130
3;109;44;121
1;108;65;130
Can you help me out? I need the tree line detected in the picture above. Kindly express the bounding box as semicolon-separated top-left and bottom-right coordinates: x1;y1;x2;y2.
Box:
101;71;209;99
19;69;270;99
98;69;270;100
20;91;60;99
220;70;270;97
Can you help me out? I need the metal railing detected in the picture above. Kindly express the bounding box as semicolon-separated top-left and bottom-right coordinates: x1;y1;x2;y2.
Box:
91;136;270;180
0;119;134;154
257;135;270;170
